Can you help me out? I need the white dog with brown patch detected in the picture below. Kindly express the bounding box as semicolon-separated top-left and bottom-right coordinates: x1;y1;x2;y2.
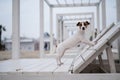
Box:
56;21;96;66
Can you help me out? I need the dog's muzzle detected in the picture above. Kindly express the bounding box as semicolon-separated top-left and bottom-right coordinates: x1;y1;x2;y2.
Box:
82;27;85;30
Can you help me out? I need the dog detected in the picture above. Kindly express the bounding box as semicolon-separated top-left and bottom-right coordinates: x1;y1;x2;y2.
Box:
56;21;96;66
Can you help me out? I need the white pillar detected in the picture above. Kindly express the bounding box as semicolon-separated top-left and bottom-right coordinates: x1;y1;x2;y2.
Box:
12;0;20;59
96;4;100;33
88;19;92;40
58;20;61;43
59;16;63;43
39;0;44;57
101;0;106;29
61;21;64;42
59;20;61;43
59;20;63;43
50;8;53;54
116;0;120;22
91;13;95;39
63;26;68;40
56;16;60;44
116;0;120;62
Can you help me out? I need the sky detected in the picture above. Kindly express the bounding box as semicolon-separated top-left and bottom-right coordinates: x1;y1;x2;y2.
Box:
0;0;117;40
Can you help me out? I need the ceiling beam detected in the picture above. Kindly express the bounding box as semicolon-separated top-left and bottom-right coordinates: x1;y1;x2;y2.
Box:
51;3;99;8
44;0;51;7
63;18;91;21
98;0;103;5
57;12;93;16
56;0;61;6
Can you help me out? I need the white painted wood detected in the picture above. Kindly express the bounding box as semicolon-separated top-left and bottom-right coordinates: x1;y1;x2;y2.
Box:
51;3;98;8
69;23;116;72
93;23;115;42
72;56;84;72
63;18;91;21
74;44;108;73
21;59;48;71
106;47;116;73
92;13;95;39
90;24;119;51
39;0;44;57
58;19;60;43
44;0;51;7
56;15;59;44
0;74;120;80
0;59;23;72
12;0;20;59
61;21;64;42
81;50;96;61
116;0;120;22
59;20;62;43
50;8;53;54
73;23;120;73
97;5;100;33
0;59;73;73
118;36;120;62
101;0;106;29
116;0;120;62
33;59;56;72
106;26;120;41
54;59;73;73
57;13;93;16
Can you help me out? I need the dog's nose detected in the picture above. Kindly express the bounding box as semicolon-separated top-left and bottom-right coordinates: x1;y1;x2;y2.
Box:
82;27;85;30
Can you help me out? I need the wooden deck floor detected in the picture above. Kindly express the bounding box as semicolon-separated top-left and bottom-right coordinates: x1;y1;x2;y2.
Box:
0;58;73;74
0;59;120;80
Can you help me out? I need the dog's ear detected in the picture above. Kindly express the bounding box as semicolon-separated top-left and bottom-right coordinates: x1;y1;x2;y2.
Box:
76;22;81;26
85;21;90;25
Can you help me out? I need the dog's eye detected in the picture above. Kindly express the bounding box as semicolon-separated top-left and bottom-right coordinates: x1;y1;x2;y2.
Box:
80;23;82;26
84;22;87;26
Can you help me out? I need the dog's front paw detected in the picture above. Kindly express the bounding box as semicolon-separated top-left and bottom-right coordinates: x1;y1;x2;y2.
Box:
57;63;64;66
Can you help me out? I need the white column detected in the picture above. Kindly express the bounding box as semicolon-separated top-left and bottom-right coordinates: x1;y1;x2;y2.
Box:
61;21;64;42
56;16;60;45
58;20;61;43
101;0;106;29
91;13;95;39
50;8;53;54
59;20;61;43
116;0;120;63
12;0;20;59
116;0;120;22
96;4;100;33
59;20;62;43
59;16;63;43
63;26;68;40
39;0;44;57
90;19;92;40
88;19;92;40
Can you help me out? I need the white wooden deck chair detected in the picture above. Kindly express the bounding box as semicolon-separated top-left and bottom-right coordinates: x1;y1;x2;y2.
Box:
69;22;120;73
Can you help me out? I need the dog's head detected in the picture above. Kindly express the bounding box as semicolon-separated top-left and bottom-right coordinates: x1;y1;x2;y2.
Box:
76;21;90;31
